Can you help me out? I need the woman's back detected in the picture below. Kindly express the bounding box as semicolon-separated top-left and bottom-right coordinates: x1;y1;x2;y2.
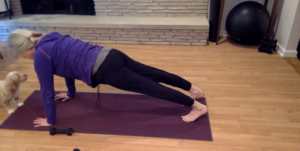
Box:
34;32;102;86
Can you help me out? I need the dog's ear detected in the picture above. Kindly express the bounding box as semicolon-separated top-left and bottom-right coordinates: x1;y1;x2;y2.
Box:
8;85;17;93
5;81;18;93
5;72;20;93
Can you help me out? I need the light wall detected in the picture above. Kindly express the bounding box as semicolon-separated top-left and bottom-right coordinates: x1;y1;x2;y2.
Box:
0;0;10;12
275;0;300;57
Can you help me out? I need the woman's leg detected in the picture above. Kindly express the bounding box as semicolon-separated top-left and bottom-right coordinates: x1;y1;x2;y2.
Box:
103;65;207;122
93;49;207;122
112;50;205;99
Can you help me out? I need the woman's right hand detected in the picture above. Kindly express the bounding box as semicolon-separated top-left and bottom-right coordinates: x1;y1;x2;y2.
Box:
55;92;71;102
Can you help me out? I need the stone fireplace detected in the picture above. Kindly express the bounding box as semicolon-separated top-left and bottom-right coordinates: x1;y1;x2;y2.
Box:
12;0;208;17
1;0;209;46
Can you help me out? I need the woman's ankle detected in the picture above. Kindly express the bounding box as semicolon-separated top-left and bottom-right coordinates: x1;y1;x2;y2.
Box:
192;100;206;110
189;85;205;99
189;85;198;93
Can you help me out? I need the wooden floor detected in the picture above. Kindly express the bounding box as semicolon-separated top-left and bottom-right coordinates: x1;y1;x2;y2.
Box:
1;41;300;151
285;57;300;76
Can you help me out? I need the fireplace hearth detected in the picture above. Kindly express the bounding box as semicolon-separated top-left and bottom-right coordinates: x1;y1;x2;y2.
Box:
20;0;95;15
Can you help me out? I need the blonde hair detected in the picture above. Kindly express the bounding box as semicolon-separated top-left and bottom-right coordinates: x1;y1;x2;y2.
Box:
7;29;44;52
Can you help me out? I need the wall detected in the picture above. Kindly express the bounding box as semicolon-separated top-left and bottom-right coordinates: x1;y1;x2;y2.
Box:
275;0;300;57
94;0;209;17
0;0;9;12
286;0;300;50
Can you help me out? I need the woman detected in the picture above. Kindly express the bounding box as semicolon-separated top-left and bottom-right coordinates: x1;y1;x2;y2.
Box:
7;29;207;127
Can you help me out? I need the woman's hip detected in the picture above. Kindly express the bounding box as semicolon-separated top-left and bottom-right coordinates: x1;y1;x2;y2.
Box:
91;49;126;84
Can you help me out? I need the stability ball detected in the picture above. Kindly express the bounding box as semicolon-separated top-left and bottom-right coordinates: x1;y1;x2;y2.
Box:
226;2;270;46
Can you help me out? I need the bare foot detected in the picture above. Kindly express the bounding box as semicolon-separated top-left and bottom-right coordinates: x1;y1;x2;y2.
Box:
189;85;205;99
182;101;207;122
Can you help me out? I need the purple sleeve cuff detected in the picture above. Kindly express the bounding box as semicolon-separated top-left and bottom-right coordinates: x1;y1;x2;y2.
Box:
65;78;76;98
47;118;56;125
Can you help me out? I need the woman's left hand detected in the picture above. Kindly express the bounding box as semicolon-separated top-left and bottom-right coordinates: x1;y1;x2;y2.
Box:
55;93;71;102
33;118;52;127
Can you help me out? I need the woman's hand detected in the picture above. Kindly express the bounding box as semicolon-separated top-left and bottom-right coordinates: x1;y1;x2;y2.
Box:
55;92;71;102
33;118;52;127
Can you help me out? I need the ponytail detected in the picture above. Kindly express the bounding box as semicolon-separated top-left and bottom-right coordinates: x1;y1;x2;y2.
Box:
7;29;44;52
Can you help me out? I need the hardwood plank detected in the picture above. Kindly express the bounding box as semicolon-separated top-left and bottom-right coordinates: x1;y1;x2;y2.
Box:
284;57;300;76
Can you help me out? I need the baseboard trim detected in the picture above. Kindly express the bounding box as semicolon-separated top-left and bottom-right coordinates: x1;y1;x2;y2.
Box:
277;43;298;57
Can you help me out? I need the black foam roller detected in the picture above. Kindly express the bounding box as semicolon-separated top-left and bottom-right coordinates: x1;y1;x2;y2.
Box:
209;0;221;42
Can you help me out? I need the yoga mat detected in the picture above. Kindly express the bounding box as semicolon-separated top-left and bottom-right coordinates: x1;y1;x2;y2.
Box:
0;90;212;141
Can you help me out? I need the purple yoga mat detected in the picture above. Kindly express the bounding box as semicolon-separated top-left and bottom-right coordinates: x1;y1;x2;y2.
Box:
0;90;212;141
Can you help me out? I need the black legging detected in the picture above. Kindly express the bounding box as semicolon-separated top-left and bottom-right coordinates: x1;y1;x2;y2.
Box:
91;49;195;107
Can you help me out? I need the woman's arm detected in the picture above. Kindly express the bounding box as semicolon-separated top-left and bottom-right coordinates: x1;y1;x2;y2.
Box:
34;47;56;125
65;78;76;98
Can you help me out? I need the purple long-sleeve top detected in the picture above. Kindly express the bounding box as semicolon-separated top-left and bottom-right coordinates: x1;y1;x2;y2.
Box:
34;32;102;124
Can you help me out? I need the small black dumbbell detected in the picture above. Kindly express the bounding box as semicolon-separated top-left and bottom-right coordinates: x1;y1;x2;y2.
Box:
49;127;74;136
73;149;80;151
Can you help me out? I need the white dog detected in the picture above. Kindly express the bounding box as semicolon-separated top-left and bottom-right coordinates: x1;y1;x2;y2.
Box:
0;71;27;114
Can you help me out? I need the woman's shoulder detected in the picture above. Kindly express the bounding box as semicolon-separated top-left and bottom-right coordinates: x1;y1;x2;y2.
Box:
43;31;63;39
36;32;65;47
